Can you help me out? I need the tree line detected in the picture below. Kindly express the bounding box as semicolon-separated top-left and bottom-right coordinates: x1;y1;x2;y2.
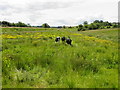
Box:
42;20;119;30
77;20;118;31
0;20;119;30
0;21;31;27
0;21;50;28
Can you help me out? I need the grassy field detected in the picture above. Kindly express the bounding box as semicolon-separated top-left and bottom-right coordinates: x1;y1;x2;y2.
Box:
1;27;118;88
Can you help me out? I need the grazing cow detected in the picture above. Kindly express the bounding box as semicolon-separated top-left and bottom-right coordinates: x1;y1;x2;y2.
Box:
55;37;60;42
61;37;66;42
66;37;72;46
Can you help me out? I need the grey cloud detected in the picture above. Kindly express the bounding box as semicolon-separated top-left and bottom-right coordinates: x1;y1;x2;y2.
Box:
0;0;112;26
0;1;77;18
26;2;79;23
28;12;43;22
0;2;25;16
27;2;77;11
56;19;70;25
0;4;11;10
0;2;14;11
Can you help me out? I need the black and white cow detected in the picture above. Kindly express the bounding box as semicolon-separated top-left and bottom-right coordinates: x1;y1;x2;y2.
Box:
66;37;72;46
55;37;60;42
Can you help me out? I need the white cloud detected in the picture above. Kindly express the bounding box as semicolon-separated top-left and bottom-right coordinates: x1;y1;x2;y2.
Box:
0;0;119;26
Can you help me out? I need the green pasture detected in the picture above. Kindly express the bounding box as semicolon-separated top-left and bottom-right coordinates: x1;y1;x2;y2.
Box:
1;27;118;88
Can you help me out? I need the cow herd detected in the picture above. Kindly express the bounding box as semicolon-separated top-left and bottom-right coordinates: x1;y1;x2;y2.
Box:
55;36;72;46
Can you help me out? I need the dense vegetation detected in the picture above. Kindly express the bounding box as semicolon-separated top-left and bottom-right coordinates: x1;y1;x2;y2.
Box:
42;23;50;28
77;20;118;31
0;21;30;27
2;27;118;88
0;20;118;31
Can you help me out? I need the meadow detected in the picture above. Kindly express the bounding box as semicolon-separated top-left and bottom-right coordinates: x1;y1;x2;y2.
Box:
1;27;118;88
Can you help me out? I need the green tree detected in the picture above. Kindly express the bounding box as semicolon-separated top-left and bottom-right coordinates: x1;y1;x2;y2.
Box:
11;23;16;27
16;22;28;27
76;26;78;28
100;20;103;23
68;26;72;28
112;22;118;28
78;24;83;31
42;23;50;28
63;25;66;28
93;20;100;23
1;21;29;27
78;24;83;28
88;23;98;30
2;21;11;27
84;24;89;30
83;21;88;25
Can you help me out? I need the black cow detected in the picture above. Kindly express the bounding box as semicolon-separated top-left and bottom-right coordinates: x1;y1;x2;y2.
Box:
55;37;60;42
66;37;72;46
61;37;66;42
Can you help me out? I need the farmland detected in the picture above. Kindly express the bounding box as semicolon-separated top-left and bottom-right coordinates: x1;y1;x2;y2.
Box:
1;27;118;88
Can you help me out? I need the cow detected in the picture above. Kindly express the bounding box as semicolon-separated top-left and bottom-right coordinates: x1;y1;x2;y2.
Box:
55;37;60;42
66;37;72;46
61;37;66;42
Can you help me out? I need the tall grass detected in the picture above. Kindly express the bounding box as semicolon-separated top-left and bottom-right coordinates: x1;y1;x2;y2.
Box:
2;28;118;88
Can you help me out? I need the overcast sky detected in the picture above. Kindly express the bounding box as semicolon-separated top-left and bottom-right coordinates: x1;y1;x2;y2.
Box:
0;0;119;26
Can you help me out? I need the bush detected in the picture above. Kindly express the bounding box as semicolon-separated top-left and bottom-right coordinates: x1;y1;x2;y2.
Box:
42;23;50;28
77;28;82;31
